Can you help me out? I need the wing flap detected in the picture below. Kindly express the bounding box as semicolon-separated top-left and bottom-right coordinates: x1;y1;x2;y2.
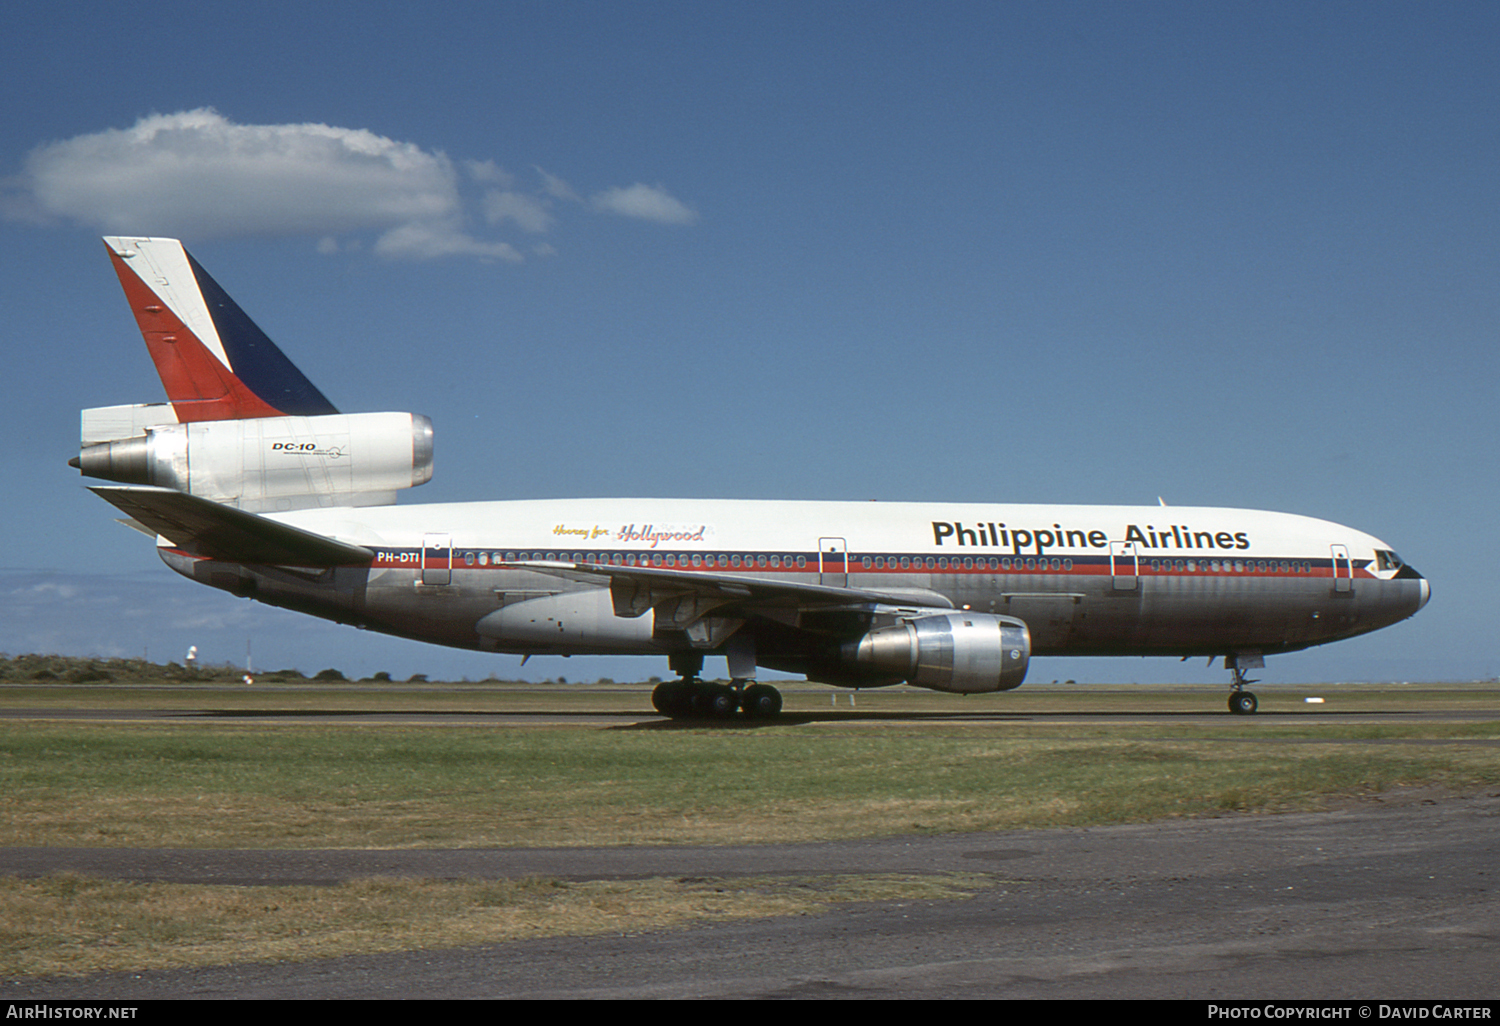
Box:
88;486;373;566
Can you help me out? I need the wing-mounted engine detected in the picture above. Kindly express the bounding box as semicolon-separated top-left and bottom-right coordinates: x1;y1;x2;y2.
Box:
836;611;1031;693
73;405;433;512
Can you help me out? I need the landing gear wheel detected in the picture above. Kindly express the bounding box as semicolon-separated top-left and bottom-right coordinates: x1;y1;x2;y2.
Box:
740;683;783;720
694;682;739;719
652;679;693;718
1228;691;1259;715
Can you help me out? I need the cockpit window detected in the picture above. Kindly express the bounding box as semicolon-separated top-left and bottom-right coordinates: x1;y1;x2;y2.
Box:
1375;550;1405;571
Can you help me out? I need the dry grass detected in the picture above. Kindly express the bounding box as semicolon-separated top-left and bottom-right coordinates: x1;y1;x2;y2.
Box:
0;871;988;978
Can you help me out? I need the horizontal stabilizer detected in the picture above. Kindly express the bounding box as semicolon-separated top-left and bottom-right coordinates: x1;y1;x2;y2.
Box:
88;486;373;567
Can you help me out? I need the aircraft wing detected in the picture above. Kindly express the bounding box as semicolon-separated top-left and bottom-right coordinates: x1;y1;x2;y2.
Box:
502;559;953;639
88;485;374;567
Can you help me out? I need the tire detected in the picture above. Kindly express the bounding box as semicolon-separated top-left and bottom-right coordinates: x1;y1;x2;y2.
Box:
702;683;738;719
740;683;783;720
652;680;689;718
1228;691;1259;715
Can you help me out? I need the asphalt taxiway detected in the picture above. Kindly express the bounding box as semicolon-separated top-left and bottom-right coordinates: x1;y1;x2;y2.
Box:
3;788;1497;999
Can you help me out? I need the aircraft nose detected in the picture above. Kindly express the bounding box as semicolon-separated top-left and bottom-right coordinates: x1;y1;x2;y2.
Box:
1418;576;1430;610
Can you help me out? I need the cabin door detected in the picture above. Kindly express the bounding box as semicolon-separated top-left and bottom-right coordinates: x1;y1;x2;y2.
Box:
422;533;452;586
1110;541;1139;590
1330;544;1353;593
818;537;848;587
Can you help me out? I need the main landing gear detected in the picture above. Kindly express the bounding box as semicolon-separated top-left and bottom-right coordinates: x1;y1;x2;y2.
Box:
651;652;783;721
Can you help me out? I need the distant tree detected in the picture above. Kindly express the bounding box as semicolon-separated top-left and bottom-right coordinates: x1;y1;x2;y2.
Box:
313;668;346;681
407;673;429;683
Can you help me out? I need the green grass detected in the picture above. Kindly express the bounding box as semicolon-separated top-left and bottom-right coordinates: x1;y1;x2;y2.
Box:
1;713;1496;848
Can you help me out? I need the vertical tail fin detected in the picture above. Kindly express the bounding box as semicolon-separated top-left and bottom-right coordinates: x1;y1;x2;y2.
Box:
104;237;338;422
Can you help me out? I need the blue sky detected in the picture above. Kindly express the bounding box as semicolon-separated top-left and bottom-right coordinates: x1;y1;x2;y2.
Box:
1;1;1495;686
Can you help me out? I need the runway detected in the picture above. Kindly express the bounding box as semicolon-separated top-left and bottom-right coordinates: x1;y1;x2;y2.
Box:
3;788;1497;999
4;705;1499;729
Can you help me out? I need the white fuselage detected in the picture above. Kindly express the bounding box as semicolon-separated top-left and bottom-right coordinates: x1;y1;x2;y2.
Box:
158;497;1429;683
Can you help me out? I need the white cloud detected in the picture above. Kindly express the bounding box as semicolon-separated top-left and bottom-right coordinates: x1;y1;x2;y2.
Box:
10;109;698;260
590;183;699;225
464;159;514;187
535;166;581;203
482;190;554;233
23;109;458;239
374;221;523;262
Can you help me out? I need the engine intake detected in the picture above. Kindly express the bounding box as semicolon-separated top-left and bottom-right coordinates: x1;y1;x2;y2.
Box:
840;612;1031;693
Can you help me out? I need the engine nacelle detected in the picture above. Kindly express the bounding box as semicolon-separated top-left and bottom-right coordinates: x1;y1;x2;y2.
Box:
75;408;433;512
840;612;1031;694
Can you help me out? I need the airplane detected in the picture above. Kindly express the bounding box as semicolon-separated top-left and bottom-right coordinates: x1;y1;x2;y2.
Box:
72;236;1430;719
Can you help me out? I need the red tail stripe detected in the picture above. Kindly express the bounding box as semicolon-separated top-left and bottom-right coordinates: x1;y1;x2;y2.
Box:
108;248;284;422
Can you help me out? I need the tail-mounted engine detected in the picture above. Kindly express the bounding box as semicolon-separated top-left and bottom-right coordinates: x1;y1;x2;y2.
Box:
840;611;1031;693
73;404;433;512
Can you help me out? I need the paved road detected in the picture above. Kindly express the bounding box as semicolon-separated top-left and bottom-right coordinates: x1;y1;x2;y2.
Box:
3;788;1497;999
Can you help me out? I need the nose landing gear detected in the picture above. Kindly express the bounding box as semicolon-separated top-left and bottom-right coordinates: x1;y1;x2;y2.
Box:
1225;653;1261;715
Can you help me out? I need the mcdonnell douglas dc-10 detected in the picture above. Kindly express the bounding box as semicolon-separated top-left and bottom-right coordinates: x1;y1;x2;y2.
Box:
72;237;1429;718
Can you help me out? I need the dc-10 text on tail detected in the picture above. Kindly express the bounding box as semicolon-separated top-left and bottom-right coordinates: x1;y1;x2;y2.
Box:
73;237;1429;718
